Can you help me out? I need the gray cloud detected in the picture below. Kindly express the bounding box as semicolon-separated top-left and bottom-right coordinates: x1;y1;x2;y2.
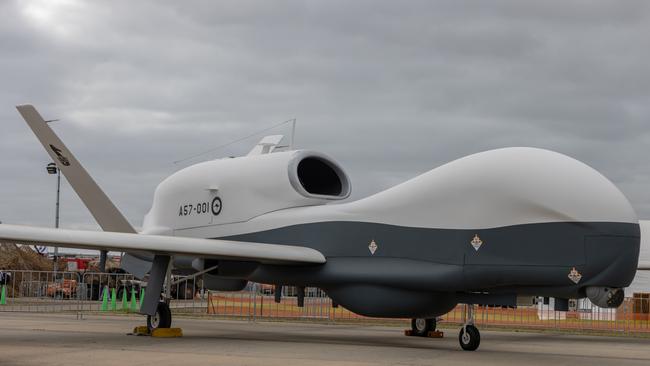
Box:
1;0;649;240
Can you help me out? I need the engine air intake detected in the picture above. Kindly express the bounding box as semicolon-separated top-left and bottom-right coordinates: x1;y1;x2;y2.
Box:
298;157;342;196
289;152;351;200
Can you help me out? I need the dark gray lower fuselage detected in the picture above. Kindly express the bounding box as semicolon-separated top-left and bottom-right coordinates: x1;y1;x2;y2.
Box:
214;221;639;318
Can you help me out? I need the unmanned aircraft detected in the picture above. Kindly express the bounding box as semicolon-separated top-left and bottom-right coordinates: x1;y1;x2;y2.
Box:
1;105;649;351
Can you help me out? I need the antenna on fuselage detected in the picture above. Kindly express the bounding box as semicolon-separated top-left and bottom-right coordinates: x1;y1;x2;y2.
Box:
172;118;296;165
270;118;297;152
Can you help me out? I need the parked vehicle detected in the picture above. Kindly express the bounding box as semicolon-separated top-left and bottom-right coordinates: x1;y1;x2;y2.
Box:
46;279;77;299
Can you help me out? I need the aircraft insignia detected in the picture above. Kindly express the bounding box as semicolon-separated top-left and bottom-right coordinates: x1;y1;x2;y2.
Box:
368;240;378;255
211;197;222;216
49;144;70;166
470;234;483;251
568;267;582;284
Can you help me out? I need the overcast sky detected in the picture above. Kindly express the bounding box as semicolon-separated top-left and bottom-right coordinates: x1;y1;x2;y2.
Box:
1;0;649;235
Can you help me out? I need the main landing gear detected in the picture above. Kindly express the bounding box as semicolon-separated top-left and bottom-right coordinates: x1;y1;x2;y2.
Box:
147;301;172;332
409;305;480;351
411;318;436;337
458;304;480;351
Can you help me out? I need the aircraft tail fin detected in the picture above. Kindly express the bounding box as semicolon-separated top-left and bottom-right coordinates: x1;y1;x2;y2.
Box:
15;104;136;234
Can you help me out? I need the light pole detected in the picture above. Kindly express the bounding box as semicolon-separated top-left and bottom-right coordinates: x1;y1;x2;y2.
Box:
47;162;60;273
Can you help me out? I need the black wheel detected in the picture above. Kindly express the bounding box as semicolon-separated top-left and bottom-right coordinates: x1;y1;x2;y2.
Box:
411;318;436;337
147;302;172;332
459;325;480;351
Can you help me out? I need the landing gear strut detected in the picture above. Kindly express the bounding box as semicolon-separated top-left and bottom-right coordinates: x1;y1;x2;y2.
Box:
411;318;436;337
459;304;480;351
141;255;172;332
147;301;172;332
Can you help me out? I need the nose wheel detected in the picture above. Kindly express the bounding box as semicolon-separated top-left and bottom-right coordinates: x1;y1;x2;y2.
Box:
147;301;172;332
459;324;480;351
458;304;480;351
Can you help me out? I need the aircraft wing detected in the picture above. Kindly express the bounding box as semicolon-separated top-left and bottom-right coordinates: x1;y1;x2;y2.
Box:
639;261;650;271
15;104;152;275
0;224;325;265
16;105;136;234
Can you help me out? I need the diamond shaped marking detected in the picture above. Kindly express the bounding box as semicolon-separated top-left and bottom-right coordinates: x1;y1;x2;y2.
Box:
568;267;582;284
470;234;483;251
368;239;378;255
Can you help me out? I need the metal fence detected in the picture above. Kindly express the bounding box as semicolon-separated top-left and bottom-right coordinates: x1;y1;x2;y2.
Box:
1;270;649;334
0;270;207;316
0;270;82;314
205;285;650;333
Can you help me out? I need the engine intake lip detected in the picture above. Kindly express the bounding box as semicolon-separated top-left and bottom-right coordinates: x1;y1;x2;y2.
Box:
288;150;351;200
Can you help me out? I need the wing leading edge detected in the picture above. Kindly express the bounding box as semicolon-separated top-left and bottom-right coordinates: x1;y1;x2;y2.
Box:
0;224;325;265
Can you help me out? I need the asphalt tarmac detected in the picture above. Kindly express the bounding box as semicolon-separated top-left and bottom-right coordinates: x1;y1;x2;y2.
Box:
0;312;649;366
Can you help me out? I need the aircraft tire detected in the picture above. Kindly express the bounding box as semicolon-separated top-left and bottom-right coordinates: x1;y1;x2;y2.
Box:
411;318;435;337
147;302;172;332
459;325;480;351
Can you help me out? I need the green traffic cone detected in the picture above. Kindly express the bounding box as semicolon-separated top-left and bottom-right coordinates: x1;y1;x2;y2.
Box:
110;288;117;311
100;286;109;311
130;288;137;312
0;285;6;305
121;288;128;311
140;288;145;302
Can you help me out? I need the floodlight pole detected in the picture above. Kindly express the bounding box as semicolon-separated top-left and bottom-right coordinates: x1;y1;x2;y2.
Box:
55;167;60;230
54;166;60;274
47;163;61;274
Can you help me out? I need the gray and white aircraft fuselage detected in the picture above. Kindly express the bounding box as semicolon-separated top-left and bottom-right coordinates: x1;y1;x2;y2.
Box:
1;105;646;351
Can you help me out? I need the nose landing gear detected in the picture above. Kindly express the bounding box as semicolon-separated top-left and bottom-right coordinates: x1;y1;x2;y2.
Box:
408;305;480;350
459;304;480;351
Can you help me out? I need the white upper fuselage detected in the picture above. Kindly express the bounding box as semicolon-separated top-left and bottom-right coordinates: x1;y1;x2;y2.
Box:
141;147;638;240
